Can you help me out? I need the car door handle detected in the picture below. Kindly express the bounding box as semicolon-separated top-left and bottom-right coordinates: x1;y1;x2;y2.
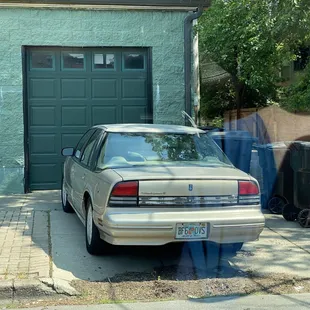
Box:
82;174;85;180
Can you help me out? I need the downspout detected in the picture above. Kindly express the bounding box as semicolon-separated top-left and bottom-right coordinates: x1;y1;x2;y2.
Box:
184;7;203;121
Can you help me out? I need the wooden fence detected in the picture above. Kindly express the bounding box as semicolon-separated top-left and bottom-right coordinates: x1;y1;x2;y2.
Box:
224;106;310;143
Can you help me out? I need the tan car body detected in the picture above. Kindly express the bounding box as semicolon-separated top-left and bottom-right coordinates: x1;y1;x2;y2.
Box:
63;124;265;246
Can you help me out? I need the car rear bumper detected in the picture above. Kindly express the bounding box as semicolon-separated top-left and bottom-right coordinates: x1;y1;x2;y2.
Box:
95;207;265;246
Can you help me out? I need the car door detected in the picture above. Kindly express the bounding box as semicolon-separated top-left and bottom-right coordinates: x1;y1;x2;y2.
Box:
70;129;96;211
73;130;102;217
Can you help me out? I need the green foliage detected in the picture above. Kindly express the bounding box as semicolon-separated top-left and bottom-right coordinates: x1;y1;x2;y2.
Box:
199;78;274;121
281;63;310;112
197;0;310;118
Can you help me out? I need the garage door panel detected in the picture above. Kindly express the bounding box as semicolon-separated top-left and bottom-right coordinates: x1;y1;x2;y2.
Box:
62;133;84;149
122;79;146;98
122;106;146;123
30;134;57;155
61;79;87;99
61;106;87;127
29;79;57;99
92;79;117;99
30;106;56;127
92;106;117;126
30;163;59;189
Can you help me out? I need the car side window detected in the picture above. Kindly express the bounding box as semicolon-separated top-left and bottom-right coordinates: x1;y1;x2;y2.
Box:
74;129;95;160
96;136;109;170
80;131;101;167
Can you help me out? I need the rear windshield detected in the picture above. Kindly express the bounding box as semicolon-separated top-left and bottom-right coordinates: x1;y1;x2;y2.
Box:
97;132;233;169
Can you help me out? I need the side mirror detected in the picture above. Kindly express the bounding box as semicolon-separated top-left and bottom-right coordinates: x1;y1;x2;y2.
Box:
62;147;74;156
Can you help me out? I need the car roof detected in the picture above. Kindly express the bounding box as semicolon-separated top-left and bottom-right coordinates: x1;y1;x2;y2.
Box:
94;124;204;134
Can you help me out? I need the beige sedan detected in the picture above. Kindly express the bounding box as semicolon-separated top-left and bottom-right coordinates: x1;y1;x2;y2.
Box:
61;124;265;255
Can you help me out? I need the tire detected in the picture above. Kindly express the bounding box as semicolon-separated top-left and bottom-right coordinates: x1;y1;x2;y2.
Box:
268;196;287;214
297;209;310;228
282;203;298;222
85;199;104;255
61;178;74;213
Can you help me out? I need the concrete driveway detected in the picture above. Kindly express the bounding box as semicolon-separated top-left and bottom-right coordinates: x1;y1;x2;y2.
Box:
1;191;310;282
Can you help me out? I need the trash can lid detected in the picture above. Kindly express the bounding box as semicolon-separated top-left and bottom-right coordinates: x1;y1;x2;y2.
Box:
208;130;257;141
288;141;310;150
254;142;290;150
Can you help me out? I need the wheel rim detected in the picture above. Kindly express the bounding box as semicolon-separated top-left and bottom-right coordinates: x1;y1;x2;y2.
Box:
298;209;310;227
269;197;285;214
62;181;67;205
87;206;93;245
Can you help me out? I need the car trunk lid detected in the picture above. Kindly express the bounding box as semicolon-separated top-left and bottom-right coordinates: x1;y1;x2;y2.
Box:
109;166;258;208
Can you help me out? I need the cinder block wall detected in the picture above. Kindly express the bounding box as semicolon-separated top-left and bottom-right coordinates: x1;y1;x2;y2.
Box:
0;7;187;194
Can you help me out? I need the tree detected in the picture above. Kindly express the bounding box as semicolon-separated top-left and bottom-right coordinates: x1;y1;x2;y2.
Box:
199;77;277;123
197;0;310;122
281;63;310;112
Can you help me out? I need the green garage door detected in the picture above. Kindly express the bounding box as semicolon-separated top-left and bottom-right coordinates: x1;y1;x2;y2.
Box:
26;47;151;190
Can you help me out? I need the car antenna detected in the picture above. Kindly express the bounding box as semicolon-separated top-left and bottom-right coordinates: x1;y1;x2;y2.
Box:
181;111;199;137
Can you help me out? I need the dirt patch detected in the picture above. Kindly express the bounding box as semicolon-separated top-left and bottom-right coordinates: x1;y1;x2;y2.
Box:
7;268;310;308
70;272;310;302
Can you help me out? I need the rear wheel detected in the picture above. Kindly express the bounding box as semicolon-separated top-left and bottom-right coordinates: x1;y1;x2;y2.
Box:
298;209;310;228
61;179;74;213
85;199;104;255
268;196;287;214
282;203;298;222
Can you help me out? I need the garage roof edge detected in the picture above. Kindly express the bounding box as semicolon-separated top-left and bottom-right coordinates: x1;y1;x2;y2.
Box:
0;0;211;8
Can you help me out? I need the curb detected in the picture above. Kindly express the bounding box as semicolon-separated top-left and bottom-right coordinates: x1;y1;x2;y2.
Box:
0;277;80;300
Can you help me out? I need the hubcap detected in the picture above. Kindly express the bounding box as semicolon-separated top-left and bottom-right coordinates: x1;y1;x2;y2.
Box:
87;206;93;245
62;182;67;205
269;197;285;214
298;209;310;227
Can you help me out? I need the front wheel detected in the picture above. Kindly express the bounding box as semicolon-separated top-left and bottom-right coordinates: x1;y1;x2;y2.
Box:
61;178;74;213
85;199;104;255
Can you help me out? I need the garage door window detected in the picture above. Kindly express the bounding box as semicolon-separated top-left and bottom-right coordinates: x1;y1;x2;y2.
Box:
93;53;115;70
123;53;145;70
31;52;55;70
62;52;85;70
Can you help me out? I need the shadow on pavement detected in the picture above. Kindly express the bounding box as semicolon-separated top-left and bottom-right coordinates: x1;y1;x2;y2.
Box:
50;208;246;283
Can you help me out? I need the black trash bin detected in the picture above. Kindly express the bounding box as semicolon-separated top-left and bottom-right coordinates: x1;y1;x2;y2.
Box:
255;142;294;214
283;142;310;226
208;131;257;174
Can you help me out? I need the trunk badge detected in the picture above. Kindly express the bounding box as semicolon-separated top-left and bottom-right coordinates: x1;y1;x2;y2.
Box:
189;184;193;191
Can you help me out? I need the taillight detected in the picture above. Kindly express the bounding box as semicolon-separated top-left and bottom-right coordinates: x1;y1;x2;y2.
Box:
109;181;138;207
111;181;138;197
239;181;259;195
238;181;260;205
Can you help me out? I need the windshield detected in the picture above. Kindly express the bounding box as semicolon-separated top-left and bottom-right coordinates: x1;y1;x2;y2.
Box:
97;132;233;169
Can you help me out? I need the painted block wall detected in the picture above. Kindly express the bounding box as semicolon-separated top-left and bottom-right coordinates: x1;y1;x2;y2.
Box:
0;7;188;194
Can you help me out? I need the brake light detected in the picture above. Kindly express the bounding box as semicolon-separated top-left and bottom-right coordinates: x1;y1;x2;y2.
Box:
111;181;138;197
239;181;259;195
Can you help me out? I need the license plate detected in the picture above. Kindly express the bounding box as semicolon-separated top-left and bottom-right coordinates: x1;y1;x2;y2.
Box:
175;223;207;239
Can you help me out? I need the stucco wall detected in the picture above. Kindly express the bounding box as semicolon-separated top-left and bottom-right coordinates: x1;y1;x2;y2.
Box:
0;7;188;194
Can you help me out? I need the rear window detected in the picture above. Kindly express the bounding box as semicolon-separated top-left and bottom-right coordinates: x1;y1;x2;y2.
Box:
97;132;233;169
